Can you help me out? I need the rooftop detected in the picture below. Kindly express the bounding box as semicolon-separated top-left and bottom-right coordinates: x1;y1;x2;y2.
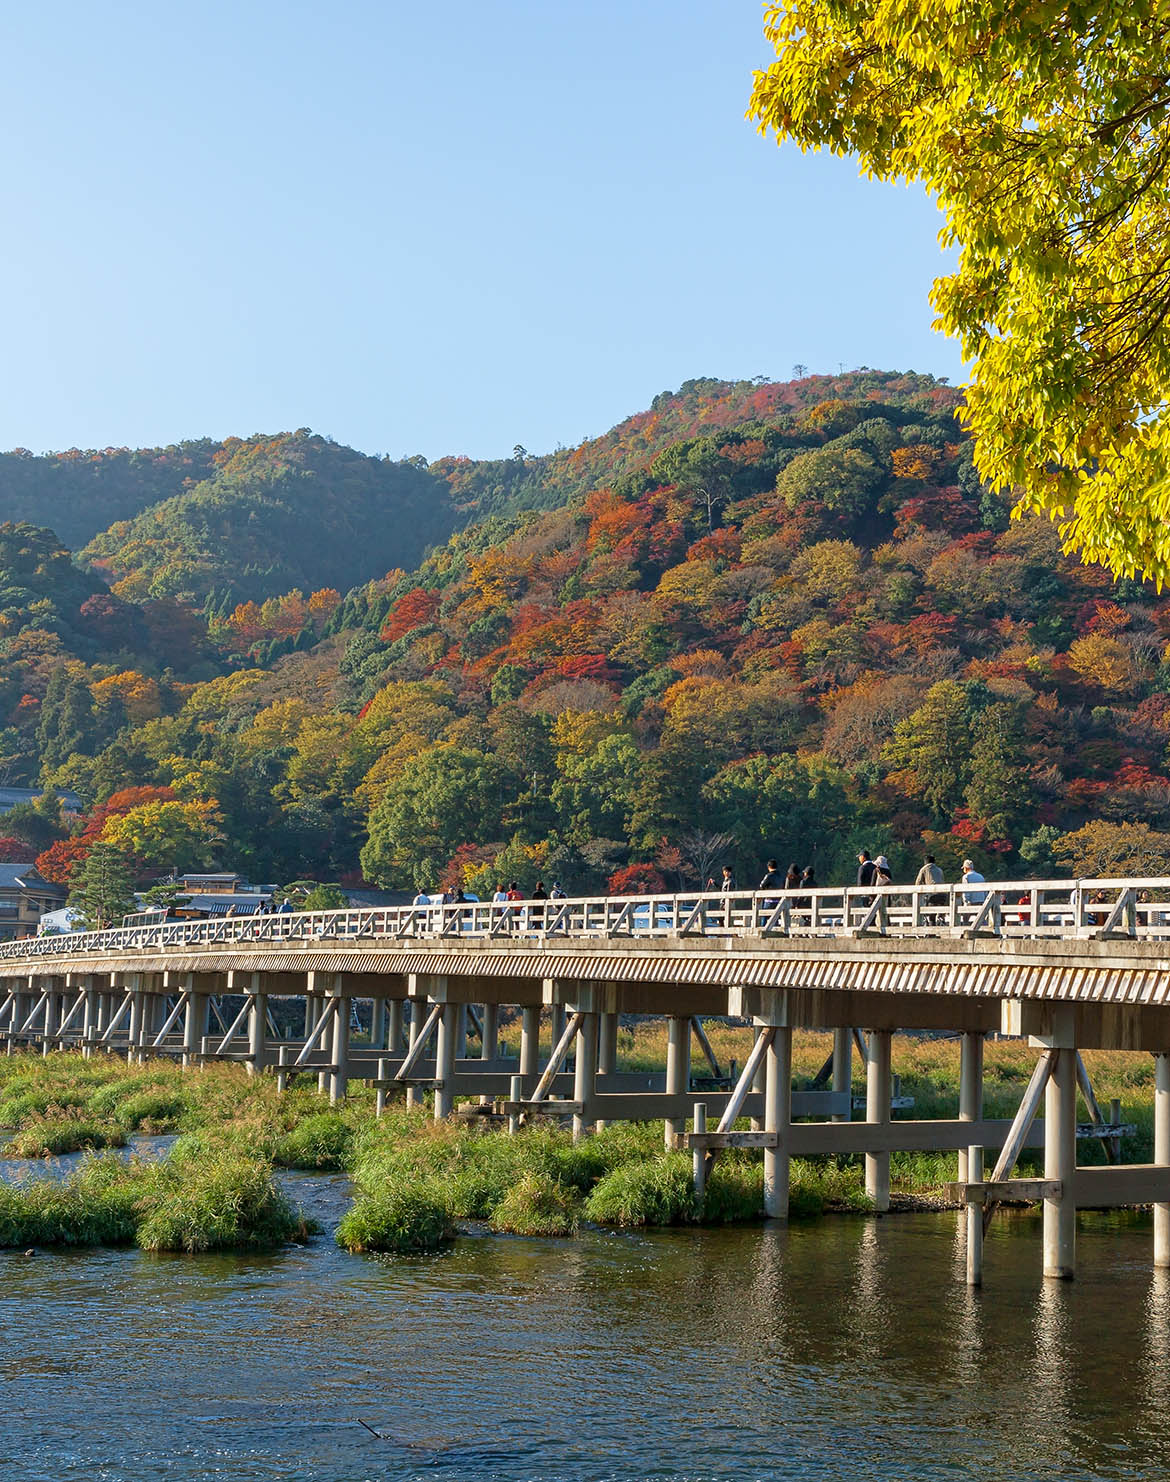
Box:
0;864;64;894
0;787;82;814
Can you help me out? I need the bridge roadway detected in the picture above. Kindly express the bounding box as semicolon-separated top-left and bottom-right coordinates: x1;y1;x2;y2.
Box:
4;875;1170;1280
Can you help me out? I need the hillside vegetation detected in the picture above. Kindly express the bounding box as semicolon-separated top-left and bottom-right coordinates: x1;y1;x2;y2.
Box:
1;372;1167;897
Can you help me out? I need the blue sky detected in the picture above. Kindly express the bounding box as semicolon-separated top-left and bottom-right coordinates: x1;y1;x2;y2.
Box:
0;2;961;460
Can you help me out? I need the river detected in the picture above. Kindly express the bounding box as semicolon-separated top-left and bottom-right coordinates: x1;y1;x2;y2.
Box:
0;1166;1167;1481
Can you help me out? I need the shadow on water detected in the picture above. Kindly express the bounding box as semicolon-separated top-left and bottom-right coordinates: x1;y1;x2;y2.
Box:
0;1162;1166;1482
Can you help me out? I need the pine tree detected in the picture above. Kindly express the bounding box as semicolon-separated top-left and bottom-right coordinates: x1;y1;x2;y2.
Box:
68;843;137;930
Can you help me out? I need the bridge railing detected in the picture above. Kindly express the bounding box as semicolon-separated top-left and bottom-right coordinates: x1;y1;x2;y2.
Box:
3;877;1170;963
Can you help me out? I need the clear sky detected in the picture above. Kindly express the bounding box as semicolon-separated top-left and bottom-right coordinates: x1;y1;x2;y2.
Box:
0;1;962;461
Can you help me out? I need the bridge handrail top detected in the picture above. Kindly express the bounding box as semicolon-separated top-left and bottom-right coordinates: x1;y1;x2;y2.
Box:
4;873;1170;966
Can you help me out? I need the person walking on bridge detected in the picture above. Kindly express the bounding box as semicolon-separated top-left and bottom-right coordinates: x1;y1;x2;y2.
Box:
758;858;784;912
915;853;945;923
915;855;944;888
856;851;876;888
960;859;987;907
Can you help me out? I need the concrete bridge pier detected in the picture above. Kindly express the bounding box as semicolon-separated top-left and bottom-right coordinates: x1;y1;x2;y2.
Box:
1044;1046;1077;1279
831;1027;852;1123
81;978;96;1059
454;1004;468;1060
329;979;350;1105
184;987;209;1068
765;1029;793;1219
1156;1053;1170;1268
958;1032;984;1182
596;1010;618;1130
248;977;267;1079
42;981;58;1056
387;998;405;1055
370;998;387;1051
866;1029;892;1212
751;1027;767;1132
665;1016;690;1148
480;1003;499;1062
573;1012;598;1142
520;1005;540;1083
434;1001;456;1119
405;996;424;1109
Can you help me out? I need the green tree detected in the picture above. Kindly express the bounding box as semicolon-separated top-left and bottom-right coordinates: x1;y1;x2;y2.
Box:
776;442;885;515
749;1;1170;582
360;746;505;889
299;883;349;911
68;842;137;929
884;682;975;818
965;703;1034;838
37;669;97;771
703;752;855;879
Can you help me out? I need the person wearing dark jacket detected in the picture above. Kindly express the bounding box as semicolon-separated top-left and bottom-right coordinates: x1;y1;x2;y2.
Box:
784;864;801;892
856;850;876;888
759;858;784;911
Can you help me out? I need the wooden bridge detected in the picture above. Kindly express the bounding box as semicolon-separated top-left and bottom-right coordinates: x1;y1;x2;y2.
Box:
4;874;1170;1281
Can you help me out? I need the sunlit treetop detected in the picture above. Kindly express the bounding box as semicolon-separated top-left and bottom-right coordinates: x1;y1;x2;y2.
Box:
749;1;1170;583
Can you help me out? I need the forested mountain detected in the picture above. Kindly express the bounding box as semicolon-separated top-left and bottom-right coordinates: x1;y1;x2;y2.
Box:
78;431;456;605
4;371;1167;898
0;441;220;551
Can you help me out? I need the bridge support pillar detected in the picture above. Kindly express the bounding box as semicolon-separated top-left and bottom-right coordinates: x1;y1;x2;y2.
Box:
42;986;58;1057
751;1028;767;1132
81;982;96;1060
573;1013;598;1142
434;1003;456;1119
127;986;144;1066
387;999;405;1055
550;1003;567;1053
596;1011;618;1130
1156;1054;1170;1268
764;1024;793;1219
481;1003;499;1062
454;1004;468;1060
866;1029;892;1212
958;1032;984;1182
1044;1046;1077;1279
520;1005;540;1083
248;983;267;1078
184;991;209;1069
831;1028;852;1122
329;990;350;1105
599;1012;618;1073
665;1015;690;1148
371;999;387;1051
405;1000;423;1110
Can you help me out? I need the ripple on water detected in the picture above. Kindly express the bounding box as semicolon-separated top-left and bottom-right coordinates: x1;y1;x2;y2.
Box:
0;1189;1166;1481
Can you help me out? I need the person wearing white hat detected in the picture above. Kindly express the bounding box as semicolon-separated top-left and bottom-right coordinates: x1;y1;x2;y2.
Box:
960;858;987;905
873;855;892;885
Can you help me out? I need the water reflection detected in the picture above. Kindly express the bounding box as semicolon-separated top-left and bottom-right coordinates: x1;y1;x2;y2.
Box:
0;1175;1167;1481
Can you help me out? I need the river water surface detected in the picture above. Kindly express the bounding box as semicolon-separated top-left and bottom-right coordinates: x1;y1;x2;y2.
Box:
1;1168;1168;1482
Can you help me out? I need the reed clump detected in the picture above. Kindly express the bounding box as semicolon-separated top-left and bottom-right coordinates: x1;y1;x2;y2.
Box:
8;1117;127;1158
583;1152;697;1226
0;1140;313;1253
273;1112;354;1170
489;1173;580;1235
335;1177;454;1254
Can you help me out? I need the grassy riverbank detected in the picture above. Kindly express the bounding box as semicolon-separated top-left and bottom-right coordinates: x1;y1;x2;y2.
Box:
0;1034;1156;1254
